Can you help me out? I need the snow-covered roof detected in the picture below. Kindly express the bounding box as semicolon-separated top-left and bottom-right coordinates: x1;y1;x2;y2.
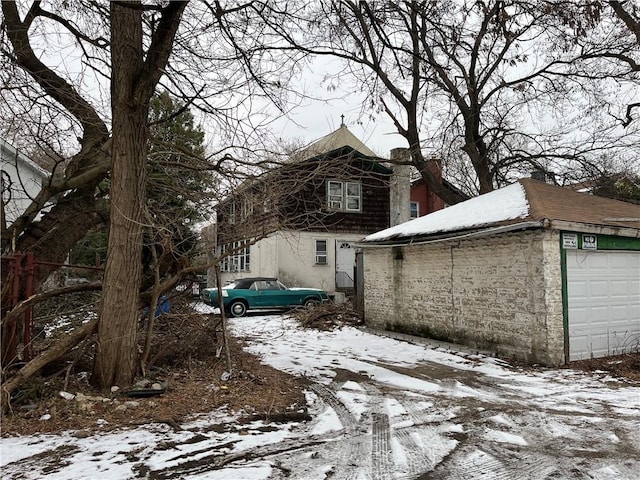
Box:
363;178;640;243
365;182;529;242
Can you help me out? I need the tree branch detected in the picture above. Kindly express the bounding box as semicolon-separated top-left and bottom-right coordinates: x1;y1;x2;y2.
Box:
1;1;109;142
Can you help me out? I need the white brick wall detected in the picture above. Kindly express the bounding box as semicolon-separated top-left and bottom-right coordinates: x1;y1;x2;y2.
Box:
363;230;565;365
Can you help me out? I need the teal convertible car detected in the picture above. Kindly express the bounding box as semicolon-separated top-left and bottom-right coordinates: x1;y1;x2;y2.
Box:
201;277;330;317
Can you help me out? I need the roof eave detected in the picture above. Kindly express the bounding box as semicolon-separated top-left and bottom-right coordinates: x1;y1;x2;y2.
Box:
358;220;545;248
546;220;640;239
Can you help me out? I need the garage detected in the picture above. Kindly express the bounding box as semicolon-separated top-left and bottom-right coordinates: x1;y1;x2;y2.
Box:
360;178;640;366
566;249;640;361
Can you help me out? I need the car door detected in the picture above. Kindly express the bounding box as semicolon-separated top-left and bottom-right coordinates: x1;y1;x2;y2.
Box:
255;280;293;308
232;281;261;309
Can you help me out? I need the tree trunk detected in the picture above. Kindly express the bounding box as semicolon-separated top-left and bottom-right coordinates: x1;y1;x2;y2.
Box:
92;2;147;389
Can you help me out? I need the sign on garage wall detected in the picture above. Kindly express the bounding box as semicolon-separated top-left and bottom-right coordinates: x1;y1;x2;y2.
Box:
562;232;640;252
562;233;578;249
582;234;597;250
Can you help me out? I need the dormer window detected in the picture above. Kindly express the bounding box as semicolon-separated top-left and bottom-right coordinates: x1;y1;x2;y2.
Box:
327;180;361;212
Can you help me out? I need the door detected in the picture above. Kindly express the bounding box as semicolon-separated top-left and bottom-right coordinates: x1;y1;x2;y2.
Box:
253;279;292;308
336;240;355;289
566;250;640;361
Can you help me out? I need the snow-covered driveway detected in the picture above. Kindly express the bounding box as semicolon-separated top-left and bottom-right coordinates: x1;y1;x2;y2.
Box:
2;313;639;479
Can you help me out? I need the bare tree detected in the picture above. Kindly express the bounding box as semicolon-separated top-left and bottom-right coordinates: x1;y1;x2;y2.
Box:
1;1;320;400
255;1;639;196
607;0;640;126
610;0;640;47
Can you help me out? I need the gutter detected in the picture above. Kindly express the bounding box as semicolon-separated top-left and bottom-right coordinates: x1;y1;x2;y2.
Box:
356;220;545;248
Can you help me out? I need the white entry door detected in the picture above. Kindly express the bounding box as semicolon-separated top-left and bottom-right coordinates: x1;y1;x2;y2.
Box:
567;250;640;361
335;240;355;289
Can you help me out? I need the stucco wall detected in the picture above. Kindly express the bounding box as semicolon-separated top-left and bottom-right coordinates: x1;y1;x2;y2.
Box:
219;230;365;293
363;230;564;365
275;231;364;292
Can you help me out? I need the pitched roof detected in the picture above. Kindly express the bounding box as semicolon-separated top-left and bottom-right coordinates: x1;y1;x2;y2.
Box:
363;178;640;243
297;124;378;161
0;137;50;177
521;178;639;228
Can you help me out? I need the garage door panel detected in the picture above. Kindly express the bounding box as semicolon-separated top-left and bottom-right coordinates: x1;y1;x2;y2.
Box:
570;331;637;360
611;305;638;322
610;280;631;296
567;250;640;361
570;282;588;299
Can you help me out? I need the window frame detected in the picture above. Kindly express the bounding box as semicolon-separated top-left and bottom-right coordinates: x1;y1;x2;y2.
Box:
410;201;420;219
220;240;251;273
327;180;344;211
314;239;328;265
326;180;362;213
345;181;361;212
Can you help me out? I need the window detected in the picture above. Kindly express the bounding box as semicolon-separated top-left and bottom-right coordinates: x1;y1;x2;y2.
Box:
241;199;253;220
220;240;251;272
228;202;236;224
410;201;419;219
327;181;343;210
315;239;328;265
262;184;272;213
345;182;361;211
326;180;361;212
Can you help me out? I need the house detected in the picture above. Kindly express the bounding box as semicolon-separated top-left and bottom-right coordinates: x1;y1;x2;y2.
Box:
209;124;459;298
566;173;640;204
359;178;640;366
409;159;469;218
1;138;49;228
210;123;396;297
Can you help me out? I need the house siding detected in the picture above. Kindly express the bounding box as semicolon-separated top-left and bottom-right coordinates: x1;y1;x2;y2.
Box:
1;138;50;226
363;230;564;365
216;157;391;246
219;230;364;293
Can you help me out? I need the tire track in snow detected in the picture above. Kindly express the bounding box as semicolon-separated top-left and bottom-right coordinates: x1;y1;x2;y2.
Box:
392;427;436;476
308;382;365;480
426;446;512;480
386;390;461;476
309;383;359;433
481;444;570;480
371;412;393;480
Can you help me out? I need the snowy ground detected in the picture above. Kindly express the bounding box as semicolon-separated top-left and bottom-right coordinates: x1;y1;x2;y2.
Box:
2;310;639;479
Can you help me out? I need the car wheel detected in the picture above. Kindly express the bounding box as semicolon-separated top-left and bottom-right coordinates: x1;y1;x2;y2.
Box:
304;298;320;309
229;300;247;317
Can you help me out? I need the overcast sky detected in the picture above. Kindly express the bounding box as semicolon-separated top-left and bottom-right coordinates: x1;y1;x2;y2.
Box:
268;56;407;159
272;97;406;159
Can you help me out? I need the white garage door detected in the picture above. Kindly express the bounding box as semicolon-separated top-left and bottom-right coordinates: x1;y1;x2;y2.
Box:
567;250;640;361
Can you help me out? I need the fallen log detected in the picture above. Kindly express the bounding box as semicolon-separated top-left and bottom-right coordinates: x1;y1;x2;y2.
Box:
1;319;98;413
